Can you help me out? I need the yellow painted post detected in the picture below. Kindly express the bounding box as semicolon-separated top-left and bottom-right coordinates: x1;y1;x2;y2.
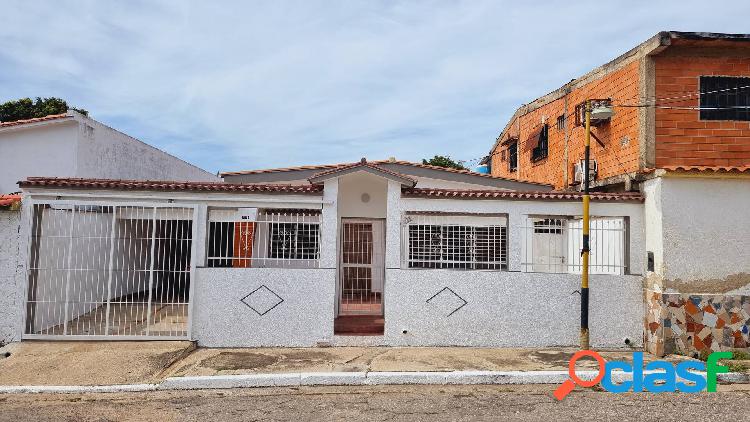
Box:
581;100;591;350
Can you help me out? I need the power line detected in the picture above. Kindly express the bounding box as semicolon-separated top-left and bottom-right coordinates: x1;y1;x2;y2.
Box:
458;101;750;167
613;83;750;106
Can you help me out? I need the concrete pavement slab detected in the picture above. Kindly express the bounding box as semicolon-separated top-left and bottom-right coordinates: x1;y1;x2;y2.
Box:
166;346;697;378
0;341;194;386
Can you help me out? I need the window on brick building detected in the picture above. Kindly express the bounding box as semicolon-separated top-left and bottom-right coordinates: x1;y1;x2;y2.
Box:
508;142;518;172
556;114;566;131
531;124;549;162
700;76;750;121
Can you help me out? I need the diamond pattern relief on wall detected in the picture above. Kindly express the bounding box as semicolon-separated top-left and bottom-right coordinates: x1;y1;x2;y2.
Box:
241;285;284;316
426;287;468;317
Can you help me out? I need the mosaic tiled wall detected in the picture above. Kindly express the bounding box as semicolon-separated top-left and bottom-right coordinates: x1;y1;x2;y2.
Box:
645;290;750;357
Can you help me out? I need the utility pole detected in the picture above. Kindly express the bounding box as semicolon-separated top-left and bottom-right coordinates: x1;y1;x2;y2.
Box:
581;100;591;350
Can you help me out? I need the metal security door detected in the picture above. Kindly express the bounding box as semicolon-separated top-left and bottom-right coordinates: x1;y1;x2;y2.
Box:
339;219;384;315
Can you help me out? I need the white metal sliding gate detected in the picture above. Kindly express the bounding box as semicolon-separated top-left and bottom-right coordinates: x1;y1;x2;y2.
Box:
24;202;196;340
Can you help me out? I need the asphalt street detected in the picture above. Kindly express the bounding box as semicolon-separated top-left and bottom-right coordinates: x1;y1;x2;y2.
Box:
1;384;749;421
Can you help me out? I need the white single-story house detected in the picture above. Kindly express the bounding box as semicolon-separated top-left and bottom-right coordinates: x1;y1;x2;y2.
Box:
3;159;646;348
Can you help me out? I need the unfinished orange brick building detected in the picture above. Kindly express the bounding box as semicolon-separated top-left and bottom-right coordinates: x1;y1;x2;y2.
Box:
484;31;750;191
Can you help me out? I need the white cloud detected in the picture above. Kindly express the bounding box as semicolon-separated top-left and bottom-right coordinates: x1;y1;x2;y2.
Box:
1;0;748;172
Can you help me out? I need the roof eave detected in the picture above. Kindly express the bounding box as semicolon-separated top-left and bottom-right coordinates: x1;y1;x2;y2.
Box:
308;163;417;187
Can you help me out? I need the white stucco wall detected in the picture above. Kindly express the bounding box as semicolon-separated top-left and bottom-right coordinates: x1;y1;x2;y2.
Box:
192;268;336;347
656;176;750;282
0;209;23;345
384;270;643;347
0;122;79;193
74;117;218;182
0;113;217;195
642;178;664;277
337;172;387;218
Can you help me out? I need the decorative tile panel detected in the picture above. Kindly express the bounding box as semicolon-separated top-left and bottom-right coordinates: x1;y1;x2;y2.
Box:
646;290;750;357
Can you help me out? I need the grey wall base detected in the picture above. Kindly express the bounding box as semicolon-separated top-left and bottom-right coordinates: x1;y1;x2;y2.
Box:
191;267;642;348
192;268;336;347
0;210;22;345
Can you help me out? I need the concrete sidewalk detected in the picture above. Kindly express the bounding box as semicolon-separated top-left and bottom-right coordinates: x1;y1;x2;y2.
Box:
163;346;695;378
0;341;194;386
0;342;704;388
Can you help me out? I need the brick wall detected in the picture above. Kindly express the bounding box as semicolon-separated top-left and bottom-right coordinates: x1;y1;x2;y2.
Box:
490;60;641;189
654;51;750;168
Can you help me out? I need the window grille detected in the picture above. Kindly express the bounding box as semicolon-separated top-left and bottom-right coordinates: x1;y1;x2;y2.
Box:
403;214;507;270
556;114;566;131
521;216;627;274
531;124;549;162
700;76;750;121
508;142;518;172
207;208;321;269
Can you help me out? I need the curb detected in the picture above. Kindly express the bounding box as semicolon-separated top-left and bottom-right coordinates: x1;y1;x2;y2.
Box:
0;384;158;394
2;371;748;394
158;371;582;390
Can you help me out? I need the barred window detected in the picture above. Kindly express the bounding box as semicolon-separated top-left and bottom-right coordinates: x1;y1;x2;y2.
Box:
531;124;549;162
269;222;320;260
700;76;750;121
404;214;507;270
207;208;320;269
522;216;627;275
508;142;518;172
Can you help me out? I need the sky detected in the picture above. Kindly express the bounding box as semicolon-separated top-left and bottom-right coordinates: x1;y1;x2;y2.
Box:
2;1;749;174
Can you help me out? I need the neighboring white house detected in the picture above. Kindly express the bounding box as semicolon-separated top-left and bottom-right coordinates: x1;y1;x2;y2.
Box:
5;159;646;348
0;111;219;194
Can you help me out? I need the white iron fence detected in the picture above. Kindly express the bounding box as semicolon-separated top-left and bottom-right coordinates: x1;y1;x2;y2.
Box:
24;203;195;339
207;208;321;269
521;216;627;275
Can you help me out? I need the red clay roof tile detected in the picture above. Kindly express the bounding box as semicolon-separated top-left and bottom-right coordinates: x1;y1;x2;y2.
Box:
0;113;71;128
308;160;417;185
0;194;21;208
19;177;323;194
221;159;552;186
401;187;644;202
660;166;750;174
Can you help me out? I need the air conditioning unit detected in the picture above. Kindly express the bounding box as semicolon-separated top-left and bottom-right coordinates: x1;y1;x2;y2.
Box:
573;159;598;184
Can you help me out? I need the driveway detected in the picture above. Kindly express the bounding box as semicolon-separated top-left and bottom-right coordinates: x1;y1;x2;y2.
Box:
0;341;194;386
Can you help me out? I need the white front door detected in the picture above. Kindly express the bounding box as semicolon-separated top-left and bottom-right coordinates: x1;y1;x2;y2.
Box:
338;219;385;315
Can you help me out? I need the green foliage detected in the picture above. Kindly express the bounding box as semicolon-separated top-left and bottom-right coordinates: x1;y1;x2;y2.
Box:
421;155;466;170
0;97;88;122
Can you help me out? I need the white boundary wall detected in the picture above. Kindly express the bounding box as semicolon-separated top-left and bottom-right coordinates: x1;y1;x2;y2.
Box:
644;176;750;284
192;268;336;347
0;209;23;344
384;270;643;347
